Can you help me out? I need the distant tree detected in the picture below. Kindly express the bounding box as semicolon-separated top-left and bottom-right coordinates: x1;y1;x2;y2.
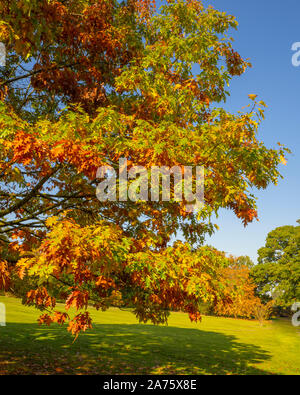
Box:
234;255;254;268
214;262;264;319
251;222;300;307
252;300;274;326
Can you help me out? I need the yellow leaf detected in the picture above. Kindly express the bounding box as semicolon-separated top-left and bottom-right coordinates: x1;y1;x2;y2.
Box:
248;94;257;101
45;216;59;227
280;155;287;166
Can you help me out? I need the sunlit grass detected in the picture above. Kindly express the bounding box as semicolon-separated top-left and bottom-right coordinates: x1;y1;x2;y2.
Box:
0;296;299;375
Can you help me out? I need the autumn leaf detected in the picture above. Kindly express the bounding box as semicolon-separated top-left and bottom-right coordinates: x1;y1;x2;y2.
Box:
280;155;287;165
248;94;257;100
45;216;59;228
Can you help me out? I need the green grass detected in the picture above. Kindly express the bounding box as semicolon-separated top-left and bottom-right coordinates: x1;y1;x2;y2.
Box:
0;296;299;375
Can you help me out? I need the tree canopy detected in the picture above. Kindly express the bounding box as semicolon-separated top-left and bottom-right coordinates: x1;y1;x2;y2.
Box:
0;0;289;336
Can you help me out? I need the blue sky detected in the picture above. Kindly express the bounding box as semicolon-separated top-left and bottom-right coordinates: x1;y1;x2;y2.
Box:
200;0;300;262
164;0;300;262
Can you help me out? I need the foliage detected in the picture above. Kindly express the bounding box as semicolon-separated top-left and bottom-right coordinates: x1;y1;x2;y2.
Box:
251;222;300;308
214;261;266;319
0;0;289;336
16;216;236;335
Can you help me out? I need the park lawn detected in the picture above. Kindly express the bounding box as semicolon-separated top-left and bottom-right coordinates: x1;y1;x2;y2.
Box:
0;296;299;375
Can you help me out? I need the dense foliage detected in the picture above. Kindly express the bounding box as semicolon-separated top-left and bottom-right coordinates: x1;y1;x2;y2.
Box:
251;221;300;308
0;0;288;336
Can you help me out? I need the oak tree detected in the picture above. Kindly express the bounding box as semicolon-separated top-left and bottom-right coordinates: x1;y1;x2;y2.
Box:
0;0;288;336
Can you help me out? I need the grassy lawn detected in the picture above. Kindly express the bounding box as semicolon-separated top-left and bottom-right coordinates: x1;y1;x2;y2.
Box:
0;296;299;375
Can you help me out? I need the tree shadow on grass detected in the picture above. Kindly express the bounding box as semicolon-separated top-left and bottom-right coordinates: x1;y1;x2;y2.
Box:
0;322;273;375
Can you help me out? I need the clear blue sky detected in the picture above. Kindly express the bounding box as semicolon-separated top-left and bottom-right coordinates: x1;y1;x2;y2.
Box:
203;0;300;262
166;0;300;262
